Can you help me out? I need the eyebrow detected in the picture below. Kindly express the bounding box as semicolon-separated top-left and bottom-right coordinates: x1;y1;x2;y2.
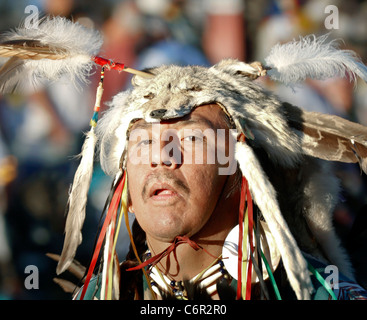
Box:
172;119;215;128
131;118;216;131
130;121;157;130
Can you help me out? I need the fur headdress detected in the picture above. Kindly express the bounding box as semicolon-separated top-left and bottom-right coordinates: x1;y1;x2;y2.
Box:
95;55;367;299
2;17;367;300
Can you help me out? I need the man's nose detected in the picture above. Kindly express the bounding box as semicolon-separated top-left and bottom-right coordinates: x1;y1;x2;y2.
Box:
151;131;182;168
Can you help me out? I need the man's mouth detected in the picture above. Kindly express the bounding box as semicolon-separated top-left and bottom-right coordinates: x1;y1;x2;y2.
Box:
142;173;190;203
153;189;175;196
149;183;178;200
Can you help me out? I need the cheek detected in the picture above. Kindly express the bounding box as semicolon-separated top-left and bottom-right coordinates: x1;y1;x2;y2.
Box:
187;164;225;194
185;165;226;213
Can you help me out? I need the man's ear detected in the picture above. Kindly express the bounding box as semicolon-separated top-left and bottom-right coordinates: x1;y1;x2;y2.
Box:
128;203;134;214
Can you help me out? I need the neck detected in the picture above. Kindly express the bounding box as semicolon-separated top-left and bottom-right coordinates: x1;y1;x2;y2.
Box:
146;233;226;281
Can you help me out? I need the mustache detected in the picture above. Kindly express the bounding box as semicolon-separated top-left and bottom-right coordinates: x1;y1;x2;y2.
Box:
142;171;190;200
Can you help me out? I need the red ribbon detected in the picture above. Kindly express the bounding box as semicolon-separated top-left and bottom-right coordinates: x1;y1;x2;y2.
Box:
236;175;254;300
93;56;125;71
126;236;216;272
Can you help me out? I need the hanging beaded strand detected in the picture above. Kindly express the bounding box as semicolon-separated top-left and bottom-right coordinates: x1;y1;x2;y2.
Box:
90;66;104;128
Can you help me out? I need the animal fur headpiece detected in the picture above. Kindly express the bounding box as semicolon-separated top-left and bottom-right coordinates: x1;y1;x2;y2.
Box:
2;17;367;300
94;56;367;300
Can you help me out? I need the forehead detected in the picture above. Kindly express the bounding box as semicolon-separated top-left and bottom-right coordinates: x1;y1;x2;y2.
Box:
130;104;230;131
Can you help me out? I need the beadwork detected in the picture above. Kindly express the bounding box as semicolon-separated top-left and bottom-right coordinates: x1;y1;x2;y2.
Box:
147;255;230;300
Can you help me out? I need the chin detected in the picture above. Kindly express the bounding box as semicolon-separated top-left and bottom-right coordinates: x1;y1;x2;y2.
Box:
137;211;204;242
148;224;202;244
147;232;179;244
149;226;184;241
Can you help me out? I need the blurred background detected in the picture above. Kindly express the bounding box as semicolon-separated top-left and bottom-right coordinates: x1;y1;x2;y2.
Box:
0;0;366;299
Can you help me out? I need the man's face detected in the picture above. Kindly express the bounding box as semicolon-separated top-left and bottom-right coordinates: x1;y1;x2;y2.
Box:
126;104;236;243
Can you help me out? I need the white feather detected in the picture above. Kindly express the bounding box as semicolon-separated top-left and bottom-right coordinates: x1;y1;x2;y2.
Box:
0;16;103;93
57;128;96;275
265;34;367;85
235;141;314;300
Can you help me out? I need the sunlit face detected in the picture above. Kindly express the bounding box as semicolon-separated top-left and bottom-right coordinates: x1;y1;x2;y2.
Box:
126;104;237;243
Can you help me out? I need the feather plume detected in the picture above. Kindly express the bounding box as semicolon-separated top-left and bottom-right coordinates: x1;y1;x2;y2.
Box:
282;102;367;173
53;277;80;294
57;65;105;276
47;253;86;295
57;128;97;275
0;16;103;93
302;111;367;172
265;34;367;85
47;253;86;280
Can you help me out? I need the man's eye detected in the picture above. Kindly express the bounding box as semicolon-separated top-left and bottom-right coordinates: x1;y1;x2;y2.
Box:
183;135;202;142
138;139;153;147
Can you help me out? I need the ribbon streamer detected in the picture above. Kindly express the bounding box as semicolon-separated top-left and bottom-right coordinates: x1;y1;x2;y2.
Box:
79;171;126;300
127;236;217;272
237;175;254;300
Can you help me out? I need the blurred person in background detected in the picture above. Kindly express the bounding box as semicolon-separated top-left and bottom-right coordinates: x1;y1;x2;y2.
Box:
0;0;100;299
